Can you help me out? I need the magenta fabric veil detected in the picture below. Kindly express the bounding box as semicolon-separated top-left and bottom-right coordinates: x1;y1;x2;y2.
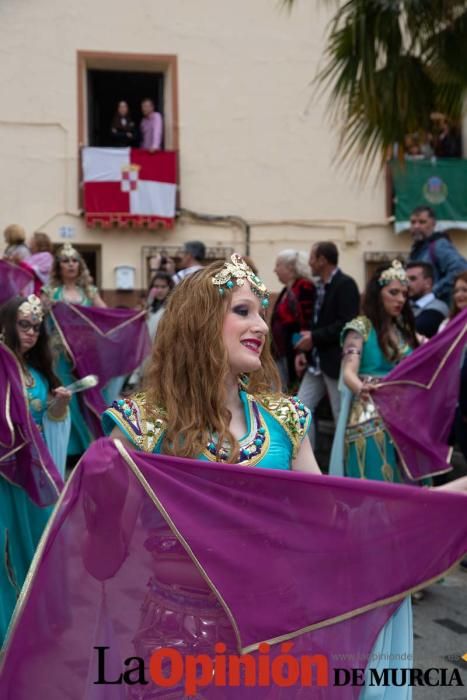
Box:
1;438;466;699
372;308;467;481
0;259;34;304
0;344;63;505
50;303;151;436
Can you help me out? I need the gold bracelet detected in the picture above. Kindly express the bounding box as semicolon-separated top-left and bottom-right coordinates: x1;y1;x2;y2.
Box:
46;407;69;422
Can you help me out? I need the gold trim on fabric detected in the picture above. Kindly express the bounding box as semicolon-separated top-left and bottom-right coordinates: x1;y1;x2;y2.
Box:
0;442;466;664
0;455;79;666
241;556;467;654
49;307;76;370
114;439;243;653
45;407;69;422
58;302;147;338
201;395;271;467
369;321;467;481
49;307;100;432
50;305;148;429
117;442;467;656
343;315;371;343
0;443;29;472
375;320;467;392
0;380;15;448
0;344;60;499
104;397;166;453
3;529;20;597
257;394;308;458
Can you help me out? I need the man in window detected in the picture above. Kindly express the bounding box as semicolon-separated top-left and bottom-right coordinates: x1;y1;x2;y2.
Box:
140;98;163;152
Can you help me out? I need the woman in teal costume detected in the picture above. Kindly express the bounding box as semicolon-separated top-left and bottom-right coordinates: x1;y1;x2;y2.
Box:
103;255;318;473
102;256;320;669
0;295;71;644
330;261;422;700
42;242;106;458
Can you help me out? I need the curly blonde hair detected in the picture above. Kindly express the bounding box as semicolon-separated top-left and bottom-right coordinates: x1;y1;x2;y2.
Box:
49;252;95;298
145;260;281;461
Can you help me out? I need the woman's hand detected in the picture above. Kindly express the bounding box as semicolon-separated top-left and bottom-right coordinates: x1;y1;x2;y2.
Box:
358;379;376;403
48;386;71;419
434;476;467;494
295;352;308;378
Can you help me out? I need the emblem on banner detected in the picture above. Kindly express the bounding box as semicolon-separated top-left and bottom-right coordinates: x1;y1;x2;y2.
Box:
121;164;141;192
423;176;448;205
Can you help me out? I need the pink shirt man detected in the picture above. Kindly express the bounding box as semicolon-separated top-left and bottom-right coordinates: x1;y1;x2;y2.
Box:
140;99;163;151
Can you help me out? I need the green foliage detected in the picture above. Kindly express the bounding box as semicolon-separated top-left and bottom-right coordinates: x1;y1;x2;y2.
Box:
286;0;467;174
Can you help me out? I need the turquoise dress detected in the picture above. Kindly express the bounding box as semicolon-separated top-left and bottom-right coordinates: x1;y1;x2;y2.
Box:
102;391;311;666
0;366;69;645
341;316;412;483
330;316;414;700
44;284;96;456
102;389;311;468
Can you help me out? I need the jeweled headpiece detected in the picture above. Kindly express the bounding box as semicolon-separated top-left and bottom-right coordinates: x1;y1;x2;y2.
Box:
212;254;270;307
378;260;408;287
57;242;80;260
18;295;44;322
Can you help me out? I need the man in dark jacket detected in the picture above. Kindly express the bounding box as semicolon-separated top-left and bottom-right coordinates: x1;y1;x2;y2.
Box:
295;241;360;448
406;261;449;337
408;206;467;304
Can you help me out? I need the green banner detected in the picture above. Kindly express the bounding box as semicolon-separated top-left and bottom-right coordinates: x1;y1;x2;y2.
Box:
390;158;467;233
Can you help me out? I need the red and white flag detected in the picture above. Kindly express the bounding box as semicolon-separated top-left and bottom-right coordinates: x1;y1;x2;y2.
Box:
82;147;177;228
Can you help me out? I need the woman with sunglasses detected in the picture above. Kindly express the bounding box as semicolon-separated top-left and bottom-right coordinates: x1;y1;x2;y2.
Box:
0;294;71;643
42;243;106;460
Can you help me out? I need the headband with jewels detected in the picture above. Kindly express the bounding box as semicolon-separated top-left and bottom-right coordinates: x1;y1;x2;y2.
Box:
378;260;408;287
18;295;44;322
212;254;270;307
57;242;80;260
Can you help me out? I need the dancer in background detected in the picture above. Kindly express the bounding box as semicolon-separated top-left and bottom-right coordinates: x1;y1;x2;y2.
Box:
42;243;106;459
329;260;458;697
0;295;70;643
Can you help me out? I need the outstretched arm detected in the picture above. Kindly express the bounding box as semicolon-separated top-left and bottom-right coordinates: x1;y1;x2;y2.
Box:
292;435;321;474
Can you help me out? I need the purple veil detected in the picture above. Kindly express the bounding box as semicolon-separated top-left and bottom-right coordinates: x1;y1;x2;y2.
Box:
1;438;466;698
373;308;467;480
0;259;34;304
0;343;63;505
50;303;151;436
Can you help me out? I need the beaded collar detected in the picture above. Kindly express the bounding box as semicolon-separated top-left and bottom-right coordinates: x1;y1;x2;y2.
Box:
204;395;270;465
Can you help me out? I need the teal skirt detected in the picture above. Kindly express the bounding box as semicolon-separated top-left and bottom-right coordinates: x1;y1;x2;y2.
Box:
0;479;51;645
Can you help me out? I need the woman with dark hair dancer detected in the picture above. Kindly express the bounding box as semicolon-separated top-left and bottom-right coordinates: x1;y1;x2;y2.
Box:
334;260;420;482
0;295;70;643
330;260;438;697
